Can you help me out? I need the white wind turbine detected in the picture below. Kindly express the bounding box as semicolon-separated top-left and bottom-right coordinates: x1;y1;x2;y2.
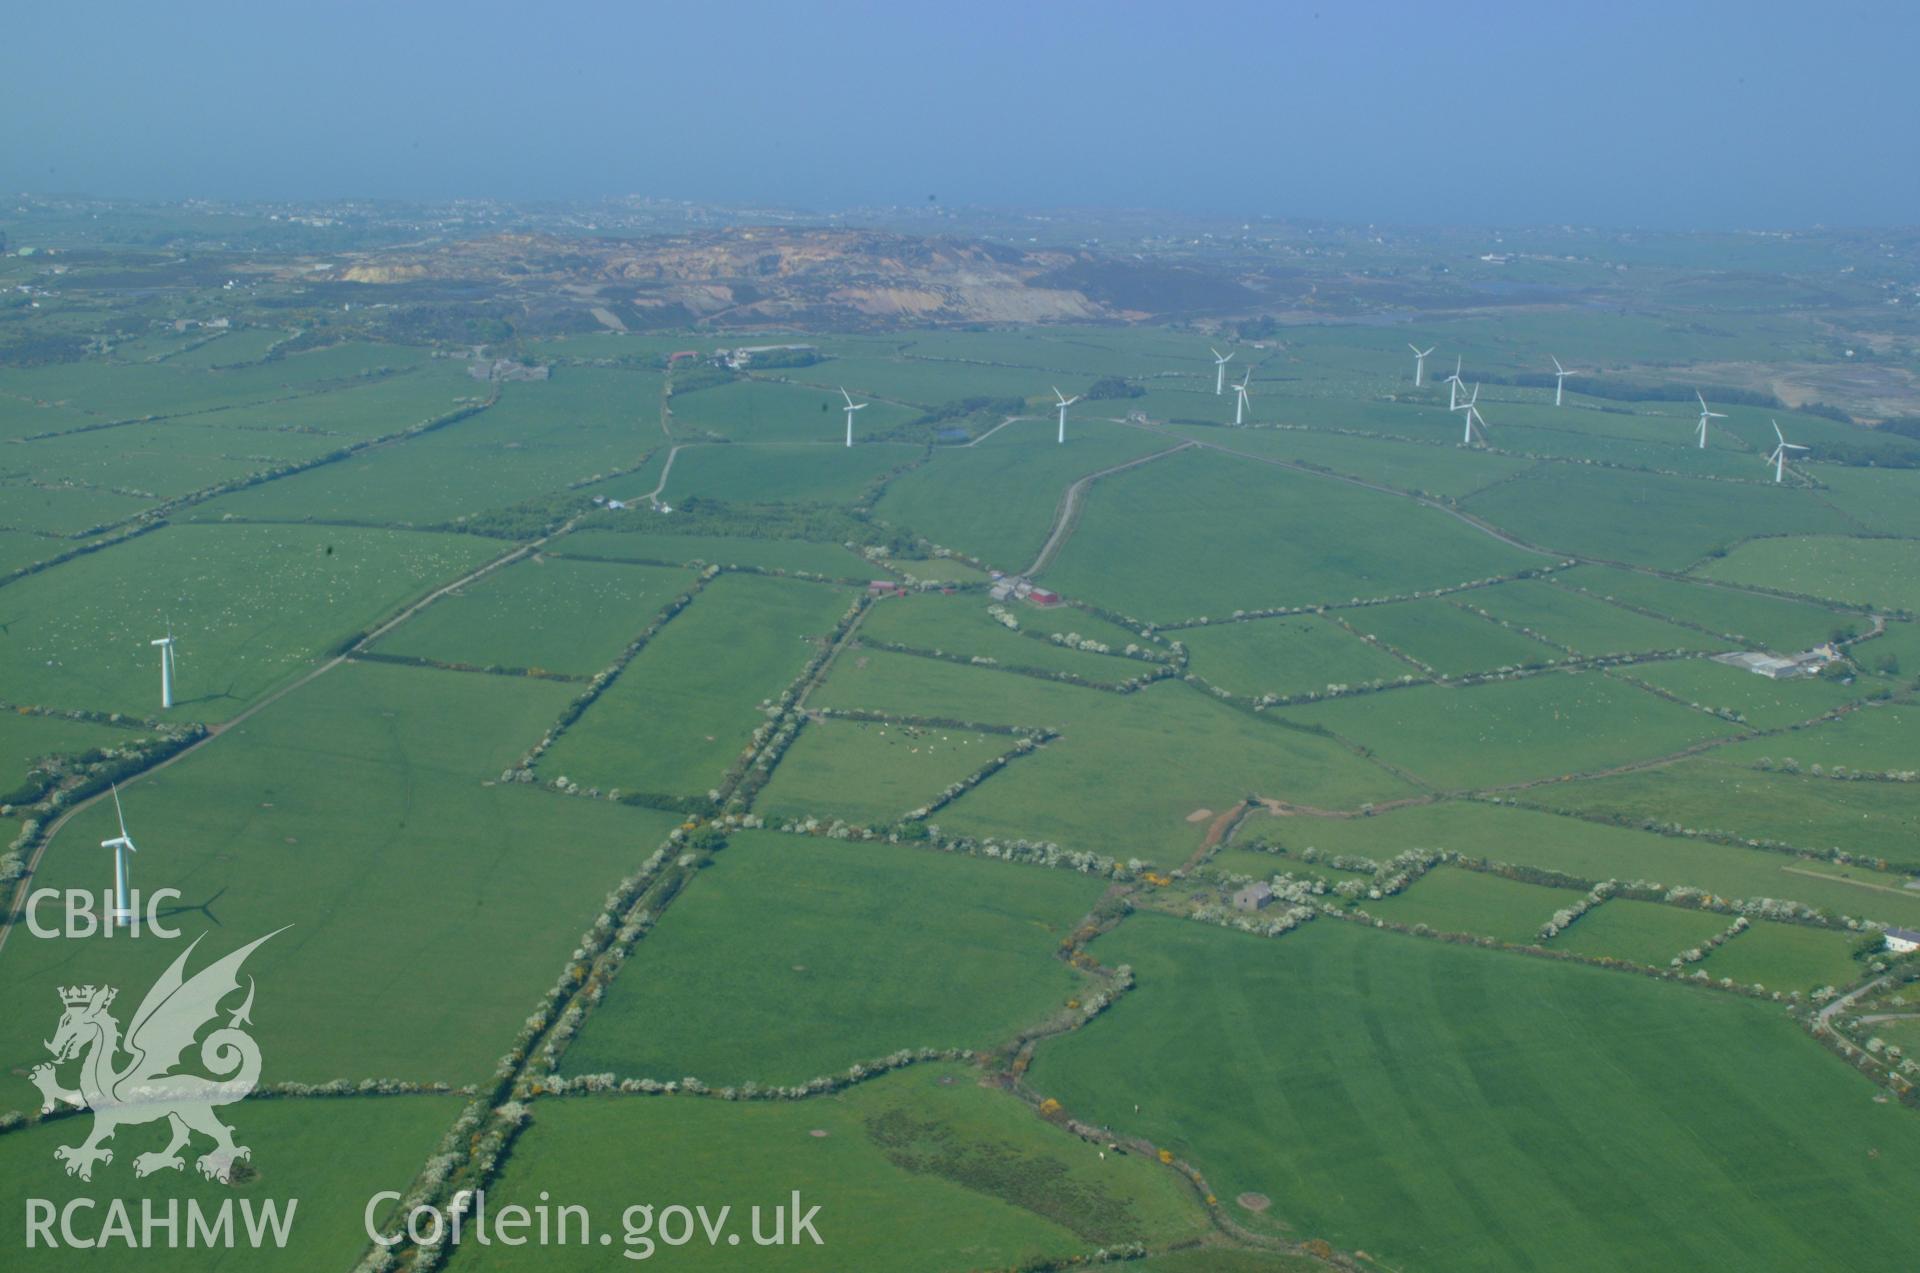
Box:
839;387;867;448
1051;386;1080;444
1232;368;1253;425
101;783;138;928
1766;420;1808;483
1409;343;1435;387
151;623;177;709
1211;347;1234;395
1458;383;1488;445
1695;391;1727;450
1443;355;1464;411
1551;356;1574;407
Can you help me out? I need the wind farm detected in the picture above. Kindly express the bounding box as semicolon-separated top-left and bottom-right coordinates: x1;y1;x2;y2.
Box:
0;201;1915;1273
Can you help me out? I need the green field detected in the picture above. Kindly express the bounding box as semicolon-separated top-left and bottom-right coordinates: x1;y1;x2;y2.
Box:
1546;755;1920;870
815;651;1412;855
1547;898;1732;966
561;833;1104;1086
0;661;683;1085
458;1065;1208;1272
537;572;853;797
1257;799;1920;927
663;441;921;504
0;1095;462;1271
1469;578;1719;654
1365;867;1580;942
1702;920;1868;992
549;528;869;577
370;556;695;676
1698;535;1920;613
1461;466;1855;568
1553;563;1849;650
1716;699;1920;772
1044;448;1544;621
1277;672;1741;789
1622;657;1867;727
858;591;1147;683
1028;914;1920;1272
1342;596;1566;675
755;719;1013;826
1178;614;1413;698
0;523;500;721
873;420;1175;570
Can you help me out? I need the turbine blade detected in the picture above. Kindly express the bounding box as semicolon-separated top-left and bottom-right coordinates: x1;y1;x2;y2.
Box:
1772;419;1785;444
112;782;128;838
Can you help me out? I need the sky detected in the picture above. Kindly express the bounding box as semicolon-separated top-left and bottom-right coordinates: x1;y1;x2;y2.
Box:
6;0;1917;230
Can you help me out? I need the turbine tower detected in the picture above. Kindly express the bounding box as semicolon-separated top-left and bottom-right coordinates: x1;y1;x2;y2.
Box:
1211;347;1234;395
1766;420;1809;483
101;783;138;929
151;625;177;709
1052;386;1080;444
839;387;867;448
1443;356;1464;412
1233;368;1253;425
1695;391;1727;450
1458;383;1488;445
1551;356;1574;407
1409;344;1435;387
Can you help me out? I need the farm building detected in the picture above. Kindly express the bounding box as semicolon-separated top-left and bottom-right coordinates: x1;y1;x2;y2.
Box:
1232;882;1274;913
1028;588;1063;608
1886;927;1920;955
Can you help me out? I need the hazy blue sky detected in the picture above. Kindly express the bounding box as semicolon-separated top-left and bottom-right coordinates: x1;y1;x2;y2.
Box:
7;0;1915;228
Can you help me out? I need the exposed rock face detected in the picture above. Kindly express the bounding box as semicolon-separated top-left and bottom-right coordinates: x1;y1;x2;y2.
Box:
316;228;1118;328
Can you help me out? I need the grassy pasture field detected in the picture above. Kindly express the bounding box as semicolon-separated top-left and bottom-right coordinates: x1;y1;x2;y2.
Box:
1043;448;1545;622
1028;915;1920;1272
0;710;141;799
858;591;1146;683
1715;699;1920;772
0;1095;463;1271
1167;425;1536;498
0;523;500;721
1698;535;1920;613
1178;614;1412;698
1546;898;1732;966
0;661;684;1086
9;419;348;501
1342;595;1565;675
560;833;1104;1086
1545;756;1920;871
192;368;661;526
1553;562;1850;649
1815;466;1920;537
0;528;65;575
672;376;919;444
369;556;696;676
1264;799;1920;927
458;1065;1208;1272
0;343;436;436
548;528;869;577
1364;866;1580;943
781;354;1047;409
536;572;852;798
1702;920;1867;992
1460;465;1856;568
663;441;921;505
1277;672;1741;790
754;719;1012;826
0;480;157;535
872;419;1176;570
1621;657;1867;727
1468;578;1720;654
814;651;1412;854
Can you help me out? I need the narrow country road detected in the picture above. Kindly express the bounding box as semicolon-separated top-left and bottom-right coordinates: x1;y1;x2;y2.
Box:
1024;442;1194;578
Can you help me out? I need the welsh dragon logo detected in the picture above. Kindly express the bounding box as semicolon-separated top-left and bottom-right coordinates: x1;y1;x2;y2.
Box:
28;928;285;1184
